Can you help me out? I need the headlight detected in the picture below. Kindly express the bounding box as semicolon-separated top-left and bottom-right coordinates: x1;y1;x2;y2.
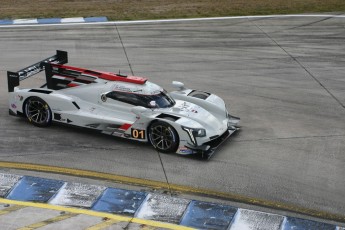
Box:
194;128;206;137
182;126;206;146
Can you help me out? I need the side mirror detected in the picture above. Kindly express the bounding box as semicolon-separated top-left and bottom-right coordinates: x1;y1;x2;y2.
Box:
172;81;185;90
131;106;148;115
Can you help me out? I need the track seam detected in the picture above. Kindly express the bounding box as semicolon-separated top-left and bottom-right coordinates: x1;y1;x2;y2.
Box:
289;16;334;29
283;13;344;31
250;19;345;110
156;149;172;196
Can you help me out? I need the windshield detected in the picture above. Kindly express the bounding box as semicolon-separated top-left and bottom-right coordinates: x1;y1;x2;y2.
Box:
106;90;175;108
142;90;175;108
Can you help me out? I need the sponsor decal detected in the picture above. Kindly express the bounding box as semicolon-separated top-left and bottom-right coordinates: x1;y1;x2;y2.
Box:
177;102;199;113
113;84;132;92
151;90;161;95
111;131;123;137
11;104;17;109
16;95;23;101
18;65;41;78
179;147;193;154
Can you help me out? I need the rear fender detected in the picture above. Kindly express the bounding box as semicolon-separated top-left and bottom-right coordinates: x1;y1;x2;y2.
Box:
10;89;79;116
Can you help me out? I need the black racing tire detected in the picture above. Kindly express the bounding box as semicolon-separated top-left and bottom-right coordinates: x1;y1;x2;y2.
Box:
148;120;179;153
24;97;52;127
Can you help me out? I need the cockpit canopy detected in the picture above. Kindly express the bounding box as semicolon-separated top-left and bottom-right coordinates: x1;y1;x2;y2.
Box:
105;81;175;108
106;90;175;108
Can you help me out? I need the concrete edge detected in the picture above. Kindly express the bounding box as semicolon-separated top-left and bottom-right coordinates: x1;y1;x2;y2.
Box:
0;14;345;27
0;162;343;229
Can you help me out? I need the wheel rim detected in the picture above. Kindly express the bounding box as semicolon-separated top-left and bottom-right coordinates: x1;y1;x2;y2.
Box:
26;99;49;124
150;125;174;151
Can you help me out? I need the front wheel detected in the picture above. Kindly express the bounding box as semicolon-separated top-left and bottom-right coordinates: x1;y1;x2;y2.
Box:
24;97;52;127
148;121;179;153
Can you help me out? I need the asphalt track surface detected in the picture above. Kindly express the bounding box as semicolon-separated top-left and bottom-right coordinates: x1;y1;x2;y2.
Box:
0;15;345;221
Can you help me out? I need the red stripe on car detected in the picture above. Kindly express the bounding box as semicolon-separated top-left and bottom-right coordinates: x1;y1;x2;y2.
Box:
51;64;147;84
119;123;132;130
67;83;79;87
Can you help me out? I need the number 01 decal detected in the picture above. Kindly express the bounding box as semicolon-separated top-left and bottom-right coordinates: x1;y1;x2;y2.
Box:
131;129;145;139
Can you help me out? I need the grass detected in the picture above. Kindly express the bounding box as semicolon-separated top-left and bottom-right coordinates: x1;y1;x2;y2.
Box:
1;0;345;21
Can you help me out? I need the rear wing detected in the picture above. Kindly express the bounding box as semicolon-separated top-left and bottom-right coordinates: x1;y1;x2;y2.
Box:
7;50;68;92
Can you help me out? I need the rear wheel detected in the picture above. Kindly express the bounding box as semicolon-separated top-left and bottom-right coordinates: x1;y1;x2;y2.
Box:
24;97;52;127
148;121;179;153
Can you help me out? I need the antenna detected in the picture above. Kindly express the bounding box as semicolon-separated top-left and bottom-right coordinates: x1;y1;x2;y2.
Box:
115;24;134;75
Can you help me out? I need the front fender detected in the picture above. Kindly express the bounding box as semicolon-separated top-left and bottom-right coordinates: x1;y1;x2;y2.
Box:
170;90;227;120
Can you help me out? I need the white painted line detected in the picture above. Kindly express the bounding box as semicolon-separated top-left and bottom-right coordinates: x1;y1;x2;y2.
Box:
1;14;345;28
229;209;284;230
111;14;345;25
49;182;106;208
13;18;38;24
135;194;190;224
0;173;22;197
60;17;85;23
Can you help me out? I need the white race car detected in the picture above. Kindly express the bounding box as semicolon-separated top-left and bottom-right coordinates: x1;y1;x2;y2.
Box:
7;51;240;159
